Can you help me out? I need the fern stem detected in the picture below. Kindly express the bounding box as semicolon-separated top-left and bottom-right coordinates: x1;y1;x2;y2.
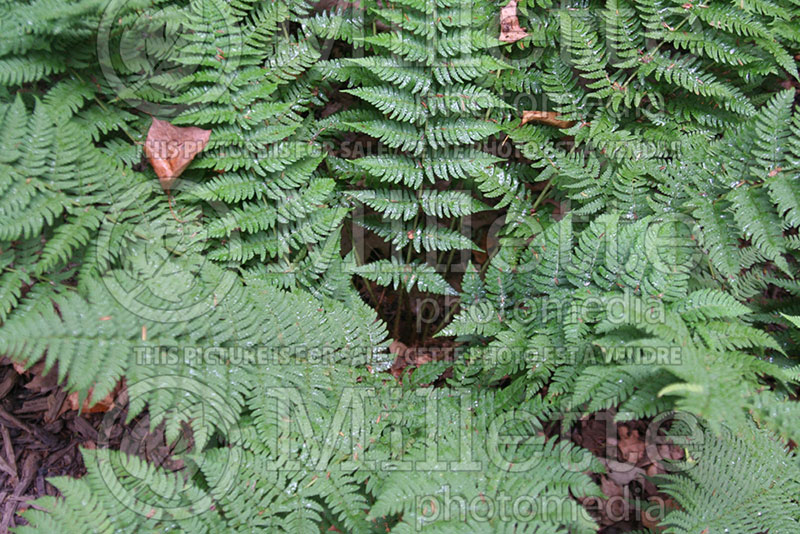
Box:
435;297;459;336
434;217;460;268
425;218;461;340
348;222;379;306
479;181;553;278
394;189;424;339
531;181;553;213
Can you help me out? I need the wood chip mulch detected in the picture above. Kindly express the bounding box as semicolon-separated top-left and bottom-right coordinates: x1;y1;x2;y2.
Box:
0;358;169;533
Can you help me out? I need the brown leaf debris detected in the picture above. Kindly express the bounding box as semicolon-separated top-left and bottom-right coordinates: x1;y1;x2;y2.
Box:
499;0;529;43
144;118;211;191
521;110;577;129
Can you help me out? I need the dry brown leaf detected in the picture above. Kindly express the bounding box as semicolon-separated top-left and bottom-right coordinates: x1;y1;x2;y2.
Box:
144;117;211;191
403;347;433;367
64;383;121;414
618;425;646;464
603;458;645;486
521;110;577;129
23;362;59;393
389;340;408;357
641;496;680;531
600;475;623;498
499;0;529;43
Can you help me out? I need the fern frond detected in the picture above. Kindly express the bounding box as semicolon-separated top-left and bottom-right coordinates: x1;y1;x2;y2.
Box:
352;257;457;295
660;423;800;534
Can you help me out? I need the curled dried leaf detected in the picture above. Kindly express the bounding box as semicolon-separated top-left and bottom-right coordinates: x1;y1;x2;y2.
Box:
144;117;211;191
521;110;577;129
499;0;529;43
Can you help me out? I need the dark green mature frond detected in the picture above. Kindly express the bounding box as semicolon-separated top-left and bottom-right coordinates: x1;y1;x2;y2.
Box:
325;0;509;296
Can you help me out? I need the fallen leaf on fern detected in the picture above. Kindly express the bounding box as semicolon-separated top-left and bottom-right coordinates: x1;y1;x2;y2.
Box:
499;0;528;43
144;117;211;191
521;111;576;129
